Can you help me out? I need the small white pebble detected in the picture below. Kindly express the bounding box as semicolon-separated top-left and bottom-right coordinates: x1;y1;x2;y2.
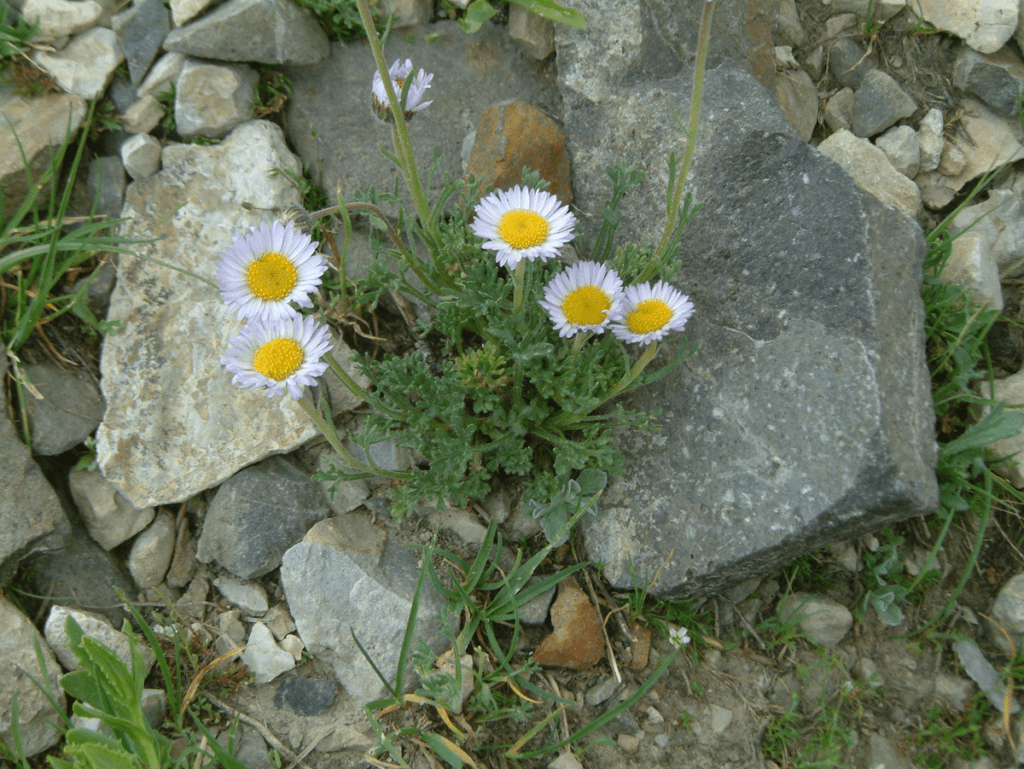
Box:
646;706;665;725
617;734;640;753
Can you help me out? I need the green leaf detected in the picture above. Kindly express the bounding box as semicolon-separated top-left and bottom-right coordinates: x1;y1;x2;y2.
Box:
62;728;144;769
539;506;570;547
459;0;498;33
59;670;104;709
866;585;907;627
942;402;1024;458
78;636;137;704
507;0;586;29
419;731;465;769
576;468;607;496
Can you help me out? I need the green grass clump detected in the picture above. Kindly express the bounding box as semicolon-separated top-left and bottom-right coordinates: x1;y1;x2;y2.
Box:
358;511;685;768
1;102;150;446
0;601;259;769
0;4;37;66
292;0;366;40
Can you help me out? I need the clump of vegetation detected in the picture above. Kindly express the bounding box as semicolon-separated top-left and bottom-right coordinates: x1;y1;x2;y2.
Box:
292;0;367;40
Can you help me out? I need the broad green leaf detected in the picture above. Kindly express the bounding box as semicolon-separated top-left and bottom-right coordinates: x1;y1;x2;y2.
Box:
79;636;137;704
507;0;586;29
540;506;570;546
459;0;498;33
576;468;607;496
63;728;143;769
59;670;104;710
942;403;1024;458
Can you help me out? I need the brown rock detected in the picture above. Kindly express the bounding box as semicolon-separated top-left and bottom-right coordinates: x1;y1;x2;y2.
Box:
165;517;197;588
534;578;604;670
466;99;572;205
627;622;652;671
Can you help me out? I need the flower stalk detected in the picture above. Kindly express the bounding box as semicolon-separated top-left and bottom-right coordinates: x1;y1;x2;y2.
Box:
549;341;660;430
307;201;441;295
298;394;411;481
646;0;715;279
354;0;434;235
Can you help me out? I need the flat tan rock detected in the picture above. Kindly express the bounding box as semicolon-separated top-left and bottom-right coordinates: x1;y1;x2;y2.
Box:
534;578;604;670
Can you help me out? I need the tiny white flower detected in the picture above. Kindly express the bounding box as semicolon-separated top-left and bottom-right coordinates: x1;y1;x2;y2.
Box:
372;59;433;122
221;315;332;400
470;185;576;269
611;280;695;345
540;260;623;338
216;220;328;323
669;626;691;648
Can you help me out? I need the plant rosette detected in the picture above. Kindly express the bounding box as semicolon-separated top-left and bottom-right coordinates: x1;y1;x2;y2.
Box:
211;34;706;533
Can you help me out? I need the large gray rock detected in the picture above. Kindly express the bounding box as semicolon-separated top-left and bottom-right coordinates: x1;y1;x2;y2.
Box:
117;0;170;86
197;455;330;579
69;468;155;550
22;362;105;456
95;121;318;508
23;493;137;626
174;59;259;140
0;355;68;585
163;0;329;65
280;515;449;705
0;596;66;757
32;27;124;101
282;21;563;218
557;5;938;597
953;45;1024;118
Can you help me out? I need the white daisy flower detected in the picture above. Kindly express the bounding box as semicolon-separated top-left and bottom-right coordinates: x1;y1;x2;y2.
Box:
221;315;332;400
371;59;433;122
216;220;328;323
470;185;576;269
540;260;623;338
611;280;695;345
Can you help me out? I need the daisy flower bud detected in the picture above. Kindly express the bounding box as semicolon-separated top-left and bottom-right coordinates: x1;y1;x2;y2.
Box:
221;315;332;400
215;220;328;323
611;281;695;345
470;185;576;269
371;59;433;123
540;260;623;338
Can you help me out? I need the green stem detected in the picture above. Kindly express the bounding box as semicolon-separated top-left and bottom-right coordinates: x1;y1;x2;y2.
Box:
512;259;526;316
354;0;434;232
571;333;590;355
298;393;410;481
324;351;373;403
335;189;352;314
603;340;660;404
647;0;715;278
309;201;441;294
551;341;660;429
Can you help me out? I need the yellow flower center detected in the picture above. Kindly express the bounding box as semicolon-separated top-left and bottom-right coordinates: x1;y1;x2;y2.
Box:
497;209;549;250
563;285;611;326
627;298;673;335
246;252;297;302
252;338;304;381
395;76;406;89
